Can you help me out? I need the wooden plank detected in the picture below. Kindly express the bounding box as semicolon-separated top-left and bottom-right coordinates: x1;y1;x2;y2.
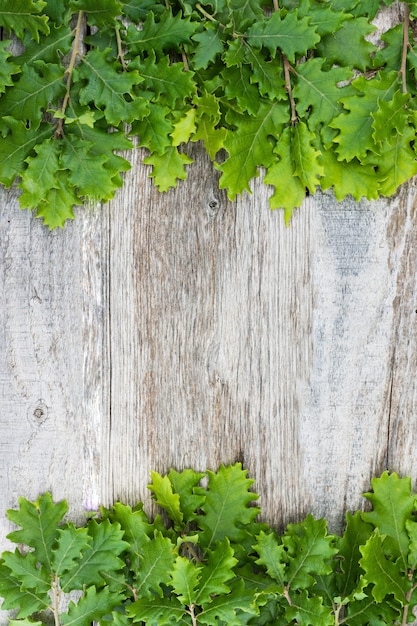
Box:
0;189;109;548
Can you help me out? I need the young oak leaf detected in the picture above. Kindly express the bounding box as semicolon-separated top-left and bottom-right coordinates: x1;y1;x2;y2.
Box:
76;48;146;126
0;560;50;618
125;10;197;57
320;149;380;203
293;58;353;128
0;60;66;130
171;109;197;146
18;139;61;209
59;519;129;592
60;135;121;201
282;515;337;590
254;530;286;585
197;579;258;625
34;171;79;229
0;41;21;94
263;127;307;224
372;127;417;198
167;468;206;523
245;47;287;100
148;471;184;531
330;71;400;162
6;493;68;571
144;147;193;191
195;538;238;605
195;463;260;548
51;524;92;577
133;531;176;599
171;556;202;606
359;530;411;604
190;24;224;70
285;590;333;626
15;24;73;66
245;10;320;62
133;103;173;155
129;53;196;108
61;585;125;626
192;92;227;159
223;64;262;115
371;90;410;144
127;595;186;624
362;471;417;564
317;17;376;71
0;0;49;42
335;510;374;598
215;102;287;200
1;551;50;594
68;0;123;27
103;502;154;571
291;121;323;193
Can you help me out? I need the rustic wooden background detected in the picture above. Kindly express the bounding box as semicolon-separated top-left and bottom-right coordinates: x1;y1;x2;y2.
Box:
1;137;416;549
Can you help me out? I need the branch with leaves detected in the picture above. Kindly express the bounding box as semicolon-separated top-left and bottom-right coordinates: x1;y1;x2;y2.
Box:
2;466;417;625
0;0;417;228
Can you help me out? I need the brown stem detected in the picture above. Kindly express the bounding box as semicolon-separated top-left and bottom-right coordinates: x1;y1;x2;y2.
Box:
400;2;410;94
283;55;297;124
51;576;61;626
401;580;417;626
115;25;127;71
55;11;85;137
188;604;198;626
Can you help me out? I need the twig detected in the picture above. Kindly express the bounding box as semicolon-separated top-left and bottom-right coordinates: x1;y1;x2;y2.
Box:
115;25;127;71
400;2;410;94
55;11;85;138
283;55;298;124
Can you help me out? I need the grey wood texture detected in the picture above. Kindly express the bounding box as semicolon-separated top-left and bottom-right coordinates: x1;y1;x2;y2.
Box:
1;141;416;559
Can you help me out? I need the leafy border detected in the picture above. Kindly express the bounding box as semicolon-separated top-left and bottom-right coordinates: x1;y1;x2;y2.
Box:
0;1;417;227
1;466;417;625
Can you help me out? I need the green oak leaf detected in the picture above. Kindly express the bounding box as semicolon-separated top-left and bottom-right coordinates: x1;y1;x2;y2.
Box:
375;126;417;197
133;102;173;155
0;0;49;42
68;0;123;27
0;561;50;618
223;64;263;115
103;502;154;571
0;60;65;130
292;121;323;193
254;530;286;585
362;471;417;564
76;48;146;126
59;518;129;591
34;171;79;229
18;139;61;208
51;524;92;577
317;17;376;71
359;530;410;604
406;518;417;569
373;24;403;72
130;52;196;107
320;149;380;202
60;135;122;201
192;93;227;159
195;463;260;548
16;24;73;66
1;551;50;594
297;0;349;36
335;511;374;598
282;515;337;590
197;579;257;625
330;71;400;162
125;10;197;56
144;147;193;191
285;590;333;626
167;468;206;523
190;24;224;70
148;471;184;531
293;59;353;128
171;556;202;606
223;38;246;67
61;586;124;626
216;102;287;199
245;47;286;100
0;41;21;94
371;90;410;144
196;539;237;604
245;10;320;62
6;494;68;571
171;109;197;146
263;127;307;223
133;531;176;599
128;596;186;624
344;593;401;626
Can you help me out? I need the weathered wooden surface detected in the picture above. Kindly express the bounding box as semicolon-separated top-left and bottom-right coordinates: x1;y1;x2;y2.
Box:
1;139;417;545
